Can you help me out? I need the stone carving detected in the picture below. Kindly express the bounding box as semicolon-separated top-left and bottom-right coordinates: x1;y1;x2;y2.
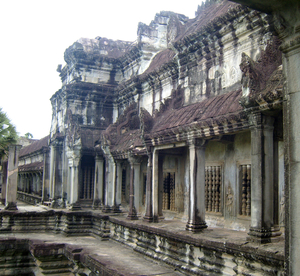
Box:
226;185;234;216
66;109;81;150
230;67;237;85
279;192;285;226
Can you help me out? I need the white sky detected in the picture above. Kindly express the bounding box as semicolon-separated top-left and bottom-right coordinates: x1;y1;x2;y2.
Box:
0;0;202;139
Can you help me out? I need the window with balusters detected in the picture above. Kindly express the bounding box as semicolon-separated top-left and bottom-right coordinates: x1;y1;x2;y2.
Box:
162;172;176;211
205;165;222;213
239;164;251;216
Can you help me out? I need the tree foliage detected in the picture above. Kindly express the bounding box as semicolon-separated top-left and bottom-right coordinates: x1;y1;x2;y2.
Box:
0;108;18;159
24;132;33;139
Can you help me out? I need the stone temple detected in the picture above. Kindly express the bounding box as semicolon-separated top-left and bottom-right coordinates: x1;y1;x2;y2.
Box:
0;0;299;275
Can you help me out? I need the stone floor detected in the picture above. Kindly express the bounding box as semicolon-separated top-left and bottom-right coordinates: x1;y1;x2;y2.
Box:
3;232;185;275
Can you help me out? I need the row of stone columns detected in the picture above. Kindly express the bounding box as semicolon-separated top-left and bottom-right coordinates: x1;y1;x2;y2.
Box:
143;140;207;230
18;172;42;195
140;123;281;243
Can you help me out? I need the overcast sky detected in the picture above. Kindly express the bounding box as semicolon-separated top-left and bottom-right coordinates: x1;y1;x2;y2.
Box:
0;0;202;139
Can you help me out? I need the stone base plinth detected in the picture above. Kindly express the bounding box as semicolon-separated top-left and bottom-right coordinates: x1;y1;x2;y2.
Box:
247;226;282;244
92;199;102;210
112;205;122;213
4;202;18;211
71;202;82;211
127;206;138;220
186;221;207;232
102;205;112;213
143;215;154;222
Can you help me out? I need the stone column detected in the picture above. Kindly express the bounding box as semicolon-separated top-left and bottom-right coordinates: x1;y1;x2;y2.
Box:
113;160;122;212
5;145;21;210
280;25;300;274
247;112;281;243
69;158;80;207
127;155;141;220
49;141;64;208
186;139;207;232
144;153;153;222
49;144;56;200
1;160;7;205
42;147;50;202
152;149;164;222
93;155;104;209
102;156;112;212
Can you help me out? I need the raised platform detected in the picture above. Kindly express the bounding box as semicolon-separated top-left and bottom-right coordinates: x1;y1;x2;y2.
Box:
0;203;284;275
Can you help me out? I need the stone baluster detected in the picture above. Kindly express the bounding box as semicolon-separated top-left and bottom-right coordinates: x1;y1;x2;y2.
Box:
246;164;251;216
241;165;247;216
208;166;212;211
215;166;220;212
205;167;208;211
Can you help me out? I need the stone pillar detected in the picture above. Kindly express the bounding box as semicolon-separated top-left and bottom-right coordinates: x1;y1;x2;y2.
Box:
49;141;64;208
112;160;122;212
127;156;141;220
69;158;80;206
144;153;153;222
186;139;207;232
5;145;21;210
247;113;281;243
280;25;300;274
102;156;112;213
42;147;50;202
93;155;104;209
1;160;8;205
152;149;164;222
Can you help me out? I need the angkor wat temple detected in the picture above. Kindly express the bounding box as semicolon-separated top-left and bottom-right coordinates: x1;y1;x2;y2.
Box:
1;0;300;275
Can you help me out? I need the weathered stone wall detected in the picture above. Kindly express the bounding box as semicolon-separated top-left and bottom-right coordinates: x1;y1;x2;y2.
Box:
0;210;284;276
110;217;284;276
116;8;276;121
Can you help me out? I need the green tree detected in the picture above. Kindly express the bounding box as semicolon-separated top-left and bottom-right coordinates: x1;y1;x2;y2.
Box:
0;108;18;159
24;132;33;139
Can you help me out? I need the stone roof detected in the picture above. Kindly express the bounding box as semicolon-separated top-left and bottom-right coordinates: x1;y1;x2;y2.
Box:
105;89;247;153
144;89;247;145
142;49;176;76
19;136;49;158
110;129;144;158
18;161;44;172
175;0;239;43
151;89;243;133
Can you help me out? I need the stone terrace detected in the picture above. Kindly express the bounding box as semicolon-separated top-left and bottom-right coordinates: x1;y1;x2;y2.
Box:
0;202;284;275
